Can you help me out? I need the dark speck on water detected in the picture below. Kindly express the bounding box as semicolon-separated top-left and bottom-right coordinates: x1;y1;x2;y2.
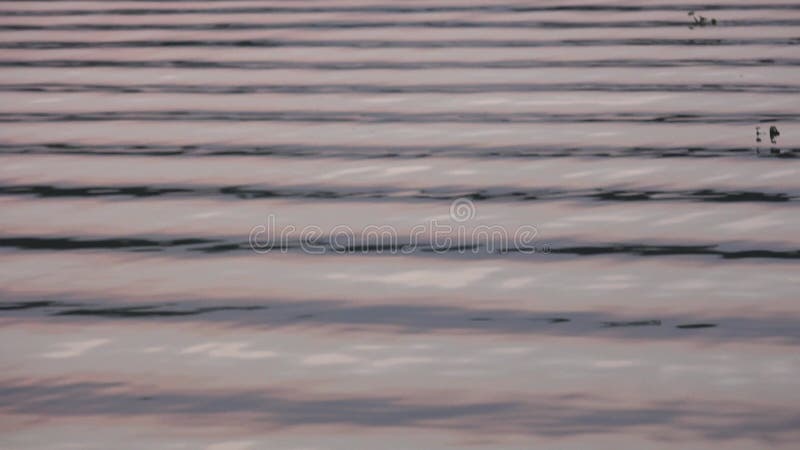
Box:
676;323;718;329
770;125;780;144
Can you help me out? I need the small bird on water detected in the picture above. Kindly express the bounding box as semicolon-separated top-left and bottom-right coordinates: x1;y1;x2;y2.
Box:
755;125;783;156
770;126;780;144
688;11;718;28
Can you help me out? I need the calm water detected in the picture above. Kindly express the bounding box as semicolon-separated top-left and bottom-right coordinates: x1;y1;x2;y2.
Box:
0;1;799;449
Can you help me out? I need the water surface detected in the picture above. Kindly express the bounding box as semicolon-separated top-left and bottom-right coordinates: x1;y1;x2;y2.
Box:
0;1;799;449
